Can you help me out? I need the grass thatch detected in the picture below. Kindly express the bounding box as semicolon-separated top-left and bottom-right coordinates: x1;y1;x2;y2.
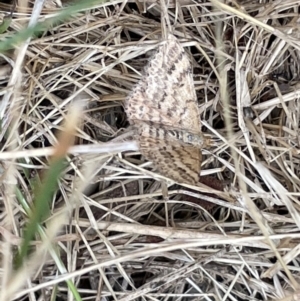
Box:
1;0;300;300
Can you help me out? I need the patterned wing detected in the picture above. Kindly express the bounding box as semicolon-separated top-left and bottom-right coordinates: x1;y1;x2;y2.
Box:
139;135;202;185
125;34;201;132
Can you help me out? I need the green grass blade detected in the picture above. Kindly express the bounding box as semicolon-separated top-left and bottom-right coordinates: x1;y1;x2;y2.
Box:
0;0;108;52
14;157;67;269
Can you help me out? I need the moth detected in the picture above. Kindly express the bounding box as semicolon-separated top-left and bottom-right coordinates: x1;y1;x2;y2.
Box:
125;34;210;185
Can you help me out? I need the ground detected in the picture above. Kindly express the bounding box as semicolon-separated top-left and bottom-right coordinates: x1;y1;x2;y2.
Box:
0;1;300;300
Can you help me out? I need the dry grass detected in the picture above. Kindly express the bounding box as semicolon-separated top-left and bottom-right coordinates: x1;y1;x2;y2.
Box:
1;0;300;300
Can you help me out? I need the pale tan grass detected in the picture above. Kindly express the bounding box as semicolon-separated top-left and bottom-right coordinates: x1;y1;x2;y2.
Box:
1;0;300;301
